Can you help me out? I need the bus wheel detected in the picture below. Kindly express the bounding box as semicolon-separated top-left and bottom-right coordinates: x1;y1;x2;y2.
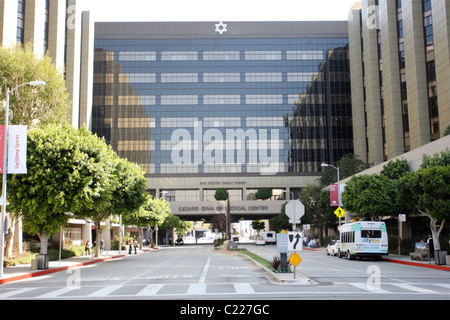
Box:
347;251;354;260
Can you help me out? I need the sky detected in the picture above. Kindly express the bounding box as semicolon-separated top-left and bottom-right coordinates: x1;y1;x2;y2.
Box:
77;0;357;22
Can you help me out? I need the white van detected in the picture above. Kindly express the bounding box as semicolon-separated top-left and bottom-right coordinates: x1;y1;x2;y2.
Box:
263;231;276;245
339;221;388;260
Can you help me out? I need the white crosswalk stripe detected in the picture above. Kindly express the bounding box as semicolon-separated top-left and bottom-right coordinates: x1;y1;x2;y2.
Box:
0;282;448;299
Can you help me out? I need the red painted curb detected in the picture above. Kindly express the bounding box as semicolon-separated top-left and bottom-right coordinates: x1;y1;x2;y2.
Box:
0;255;126;285
384;258;450;272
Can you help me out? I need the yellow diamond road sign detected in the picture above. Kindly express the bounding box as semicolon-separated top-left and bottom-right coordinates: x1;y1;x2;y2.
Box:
334;207;346;218
289;252;302;267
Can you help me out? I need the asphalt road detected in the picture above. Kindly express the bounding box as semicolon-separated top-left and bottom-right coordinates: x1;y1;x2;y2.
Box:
0;244;448;302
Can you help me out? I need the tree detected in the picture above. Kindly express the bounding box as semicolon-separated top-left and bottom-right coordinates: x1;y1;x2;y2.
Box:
76;156;148;257
122;196;171;247
214;188;229;200
210;214;227;235
380;158;409;180
318;154;372;187
159;214;193;244
7;125;113;255
341;174;400;221
1;45;71;257
269;202;291;231
0;44;70;127
299;185;335;237
397;151;450;251
255;188;272;200
251;220;265;236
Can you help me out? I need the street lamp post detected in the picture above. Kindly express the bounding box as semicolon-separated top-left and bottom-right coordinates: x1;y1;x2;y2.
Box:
0;81;46;277
321;163;342;227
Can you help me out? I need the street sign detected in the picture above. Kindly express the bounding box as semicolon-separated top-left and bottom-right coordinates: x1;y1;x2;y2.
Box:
289;251;302;267
399;214;406;222
287;232;302;251
334;207;346;218
277;233;288;253
286;200;305;224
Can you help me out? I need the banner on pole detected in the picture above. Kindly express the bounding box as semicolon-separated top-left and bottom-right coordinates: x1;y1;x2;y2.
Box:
0;126;4;174
330;184;339;207
8;125;27;174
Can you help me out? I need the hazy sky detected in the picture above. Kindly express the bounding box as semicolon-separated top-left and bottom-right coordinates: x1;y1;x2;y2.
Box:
77;0;356;22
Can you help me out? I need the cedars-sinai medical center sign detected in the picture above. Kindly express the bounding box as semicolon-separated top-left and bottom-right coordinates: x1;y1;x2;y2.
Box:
0;125;28;175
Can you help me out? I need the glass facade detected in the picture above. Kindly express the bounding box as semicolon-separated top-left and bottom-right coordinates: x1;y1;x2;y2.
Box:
92;22;352;178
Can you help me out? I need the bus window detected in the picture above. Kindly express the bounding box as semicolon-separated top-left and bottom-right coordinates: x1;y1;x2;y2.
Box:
361;230;381;238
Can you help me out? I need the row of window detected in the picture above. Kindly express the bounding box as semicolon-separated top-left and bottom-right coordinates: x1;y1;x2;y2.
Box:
116;50;326;62
111;94;313;106
159;116;283;128
109;72;319;84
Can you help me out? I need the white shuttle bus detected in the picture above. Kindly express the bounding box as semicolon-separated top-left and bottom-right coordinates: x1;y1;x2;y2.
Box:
339;221;388;260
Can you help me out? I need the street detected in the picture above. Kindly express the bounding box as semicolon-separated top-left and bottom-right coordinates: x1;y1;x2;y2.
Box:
0;244;448;301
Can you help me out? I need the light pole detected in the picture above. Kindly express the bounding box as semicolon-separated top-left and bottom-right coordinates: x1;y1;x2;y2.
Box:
321;163;342;227
0;81;46;277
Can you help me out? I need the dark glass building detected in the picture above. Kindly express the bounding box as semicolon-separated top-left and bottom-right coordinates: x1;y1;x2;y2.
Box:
92;21;352;203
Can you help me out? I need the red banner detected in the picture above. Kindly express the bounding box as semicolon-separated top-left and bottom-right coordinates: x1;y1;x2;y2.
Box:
0;125;4;174
330;184;339;207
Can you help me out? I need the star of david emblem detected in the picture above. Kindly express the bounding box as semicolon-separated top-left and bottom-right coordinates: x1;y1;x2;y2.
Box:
215;21;227;34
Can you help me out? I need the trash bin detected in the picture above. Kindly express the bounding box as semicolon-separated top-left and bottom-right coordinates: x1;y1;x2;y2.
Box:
36;254;49;270
435;250;448;265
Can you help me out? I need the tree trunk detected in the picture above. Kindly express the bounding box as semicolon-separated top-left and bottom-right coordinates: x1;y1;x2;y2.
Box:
429;216;445;251
38;234;48;255
95;221;102;258
5;216;15;258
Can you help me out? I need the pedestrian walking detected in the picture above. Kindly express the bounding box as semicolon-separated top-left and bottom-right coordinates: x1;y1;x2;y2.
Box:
85;240;91;256
128;239;132;254
134;240;138;254
100;238;104;254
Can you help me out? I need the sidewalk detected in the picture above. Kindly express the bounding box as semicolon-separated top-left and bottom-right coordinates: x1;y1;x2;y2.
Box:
0;248;155;285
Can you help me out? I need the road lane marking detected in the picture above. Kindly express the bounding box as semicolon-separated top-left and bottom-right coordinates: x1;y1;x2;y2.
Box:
87;285;122;297
391;283;439;294
0;288;36;299
349;282;392;294
187;283;207;295
136;284;164;296
233;283;255;294
37;287;77;299
199;257;211;283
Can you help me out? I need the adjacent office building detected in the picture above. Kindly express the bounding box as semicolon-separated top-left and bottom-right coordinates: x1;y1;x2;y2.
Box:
0;0;94;129
92;21;353;210
0;0;95;247
349;0;450;165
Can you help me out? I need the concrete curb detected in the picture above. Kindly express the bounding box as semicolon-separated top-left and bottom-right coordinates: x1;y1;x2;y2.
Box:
214;248;317;285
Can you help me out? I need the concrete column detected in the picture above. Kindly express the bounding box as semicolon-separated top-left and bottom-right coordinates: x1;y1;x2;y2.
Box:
348;3;367;162
0;0;19;47
403;0;431;149
379;0;405;159
361;0;384;165
432;0;450;136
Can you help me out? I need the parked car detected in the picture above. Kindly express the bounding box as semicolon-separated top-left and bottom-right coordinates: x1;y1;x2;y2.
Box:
326;240;340;256
255;238;266;246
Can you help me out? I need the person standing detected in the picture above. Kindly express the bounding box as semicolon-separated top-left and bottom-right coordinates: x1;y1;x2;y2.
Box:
427;235;434;259
85;240;91;256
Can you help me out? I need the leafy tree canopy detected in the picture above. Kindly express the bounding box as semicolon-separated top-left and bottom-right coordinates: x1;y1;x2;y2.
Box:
0;44;70;127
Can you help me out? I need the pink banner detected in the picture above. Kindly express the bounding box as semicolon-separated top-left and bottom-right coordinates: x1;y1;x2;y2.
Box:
330;184;339;207
8;125;27;174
